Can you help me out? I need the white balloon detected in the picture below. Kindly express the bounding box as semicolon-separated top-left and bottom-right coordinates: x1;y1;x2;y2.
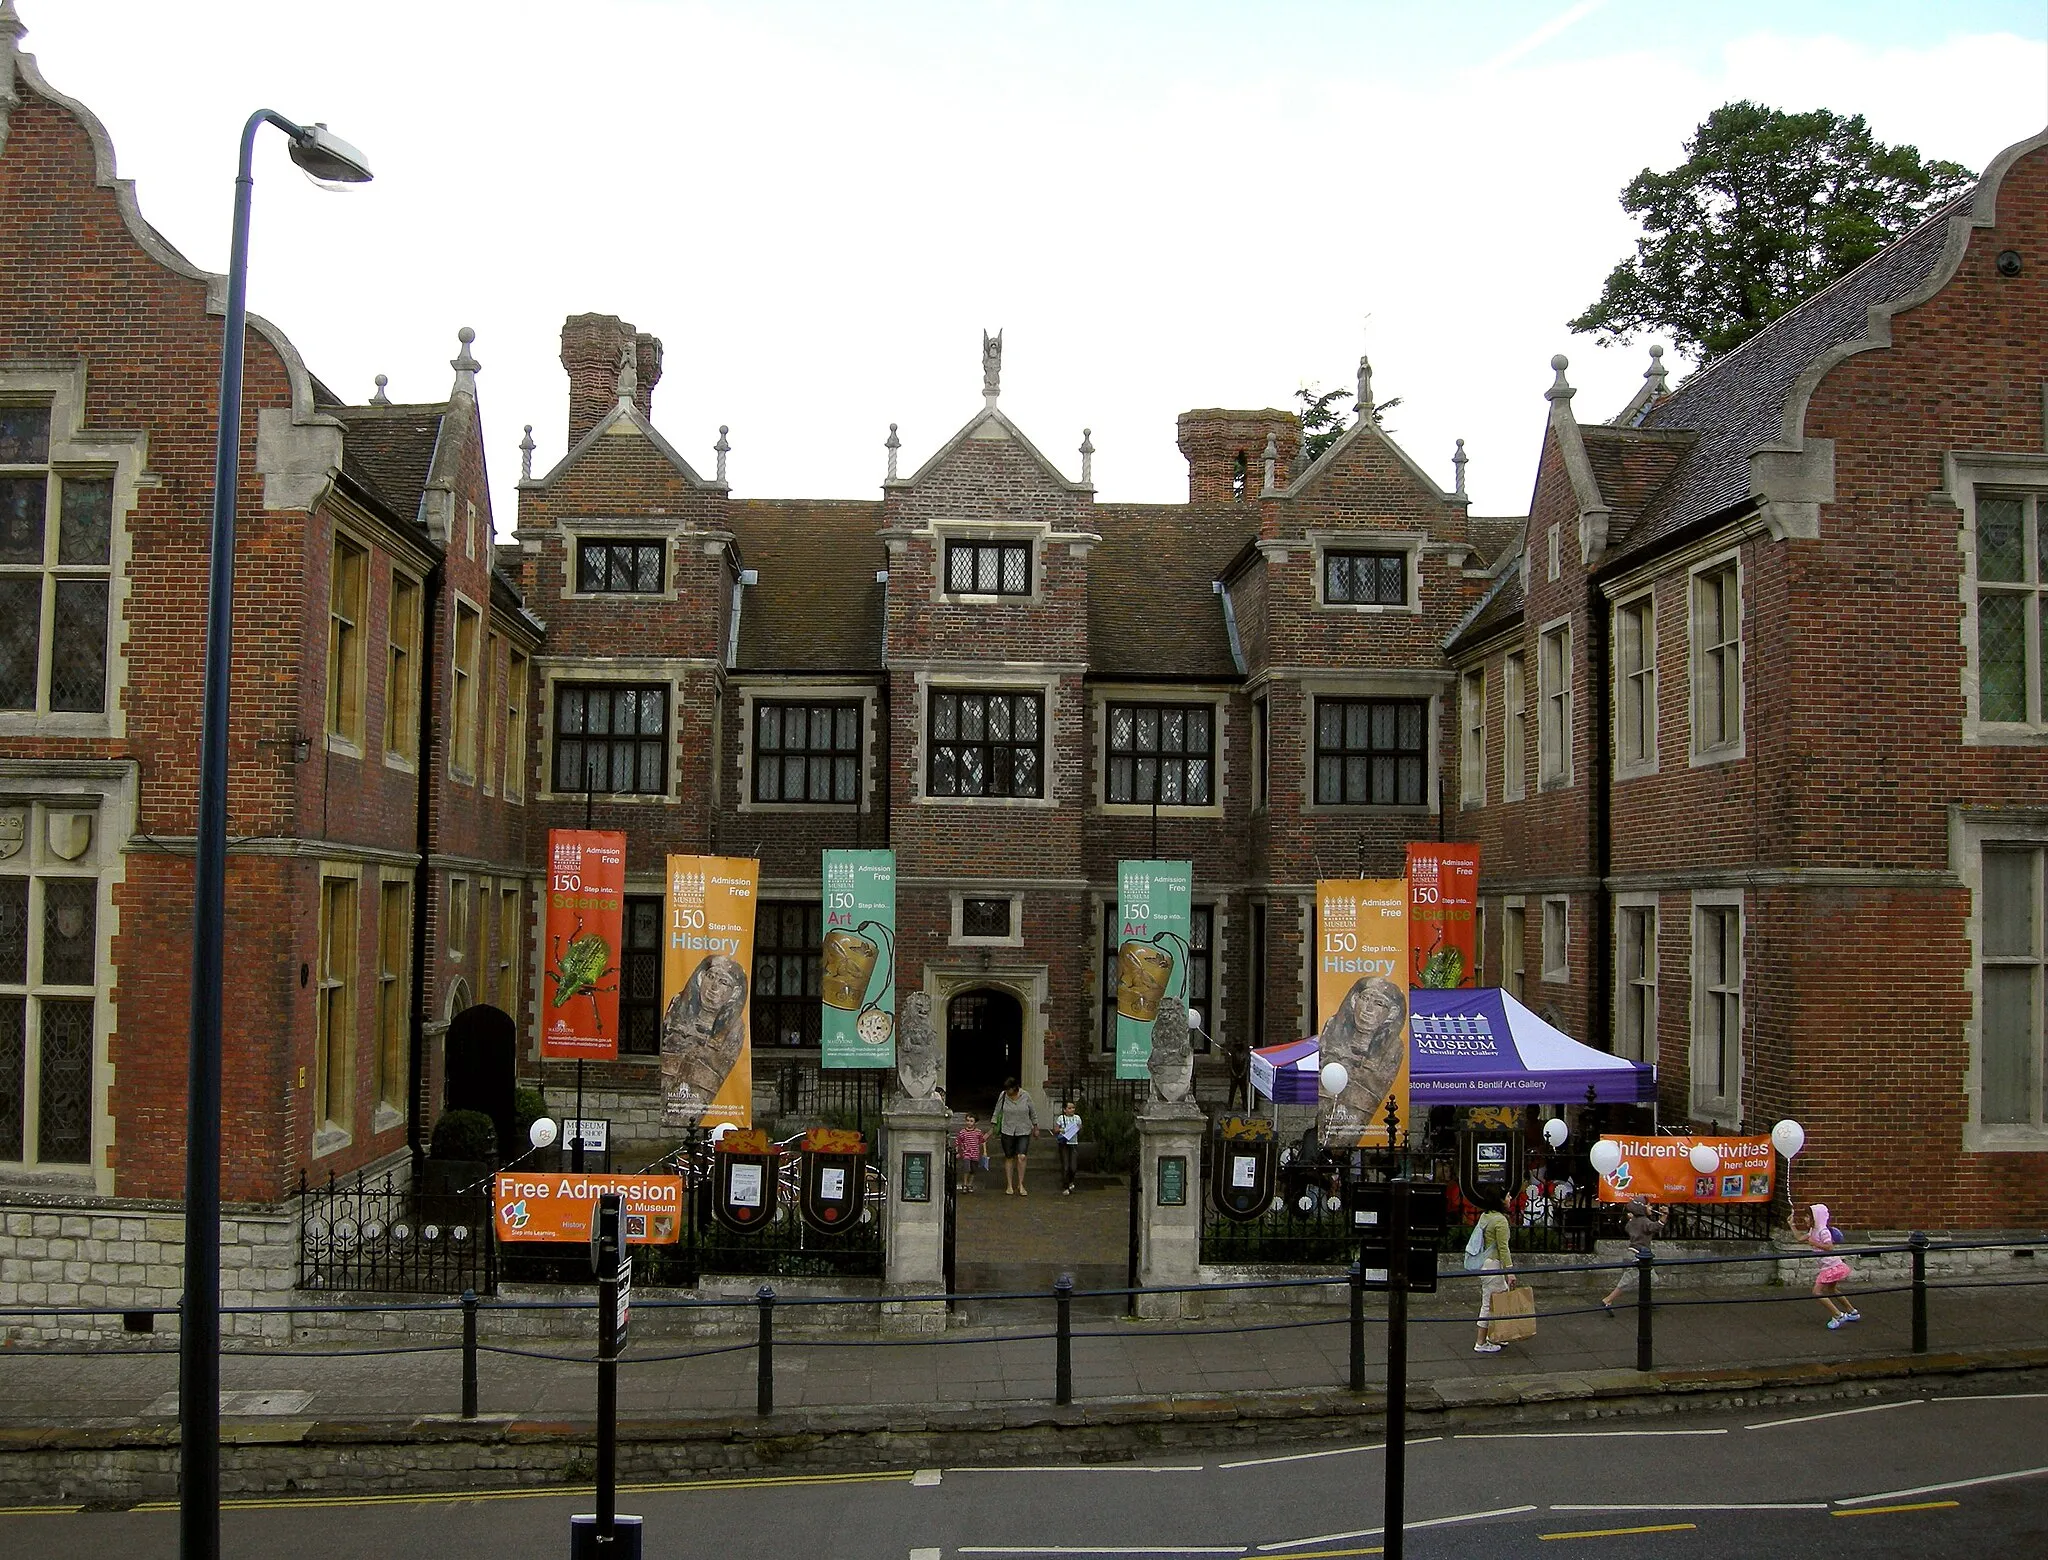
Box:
1319;1061;1350;1097
710;1122;736;1144
1542;1118;1568;1149
1588;1139;1622;1177
1188;1009;1205;1032
527;1117;559;1149
1771;1120;1806;1159
1688;1143;1721;1175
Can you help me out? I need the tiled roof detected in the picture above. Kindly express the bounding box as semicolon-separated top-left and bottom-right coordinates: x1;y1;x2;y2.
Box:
729;500;886;672
1466;514;1526;570
1445;555;1523;655
1617;197;1962;562
1088;503;1252;680
1581;425;1694;551
331;403;446;526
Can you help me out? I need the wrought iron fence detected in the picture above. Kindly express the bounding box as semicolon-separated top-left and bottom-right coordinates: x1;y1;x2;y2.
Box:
296;1168;496;1294
759;1060;890;1131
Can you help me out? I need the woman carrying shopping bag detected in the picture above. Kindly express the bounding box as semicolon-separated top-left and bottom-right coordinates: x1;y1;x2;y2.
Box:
1471;1188;1520;1353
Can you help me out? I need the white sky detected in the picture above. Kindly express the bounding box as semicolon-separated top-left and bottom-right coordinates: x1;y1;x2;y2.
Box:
19;1;2048;530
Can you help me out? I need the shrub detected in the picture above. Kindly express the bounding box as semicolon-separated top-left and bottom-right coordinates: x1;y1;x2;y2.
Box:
1090;1101;1138;1175
429;1109;498;1163
513;1087;548;1148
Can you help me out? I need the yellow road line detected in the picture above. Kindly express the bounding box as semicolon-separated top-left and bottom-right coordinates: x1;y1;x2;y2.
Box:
130;1468;908;1513
1832;1501;1960;1518
0;1504;83;1517
1268;1549;1383;1558
1541;1522;1697;1541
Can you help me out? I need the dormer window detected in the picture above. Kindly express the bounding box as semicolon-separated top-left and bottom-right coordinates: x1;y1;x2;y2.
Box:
1324;549;1407;607
577;538;665;595
945;540;1029;596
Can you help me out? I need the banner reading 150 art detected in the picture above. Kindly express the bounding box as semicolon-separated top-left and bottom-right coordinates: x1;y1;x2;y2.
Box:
1112;859;1193;1081
661;855;759;1130
541;829;626;1060
821;849;896;1070
1314;879;1410;1149
1406;842;1479;989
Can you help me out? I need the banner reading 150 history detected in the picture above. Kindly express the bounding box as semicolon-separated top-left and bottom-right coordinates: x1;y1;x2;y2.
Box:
661;854;759;1130
821;849;896;1070
542;829;626;1060
1112;859;1194;1081
1314;879;1411;1149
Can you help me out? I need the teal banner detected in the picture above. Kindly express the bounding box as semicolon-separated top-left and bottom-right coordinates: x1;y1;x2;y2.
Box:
821;850;896;1069
1112;859;1194;1080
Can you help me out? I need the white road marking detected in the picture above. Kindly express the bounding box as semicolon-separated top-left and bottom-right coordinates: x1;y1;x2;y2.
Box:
1746;1400;1922;1430
910;1551;942;1559
1220;1439;1417;1469
1550;1503;1828;1512
1254;1504;1537;1550
1938;1391;2048;1402
958;1549;1246;1556
1836;1464;2048;1506
912;1469;943;1487
1453;1429;1727;1440
949;1466;1205;1474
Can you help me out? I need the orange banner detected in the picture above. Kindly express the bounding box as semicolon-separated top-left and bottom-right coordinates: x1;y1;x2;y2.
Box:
1406;843;1479;989
661;855;759;1130
1594;1135;1775;1204
492;1172;684;1244
542;830;626;1059
1314;879;1410;1150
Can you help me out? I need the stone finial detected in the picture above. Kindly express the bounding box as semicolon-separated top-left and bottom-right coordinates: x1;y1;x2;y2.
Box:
0;0;22;63
615;343;637;408
518;424;536;481
449;327;480;397
1644;343;1669;397
885;422;901;481
1356;354;1373;417
895;991;940;1101
1452;437;1468;496
1545;352;1575;402
1261;431;1278;496
1079;428;1095;487
981;329;1003;409
1148;995;1195;1104
714;425;731;486
369;373;390;406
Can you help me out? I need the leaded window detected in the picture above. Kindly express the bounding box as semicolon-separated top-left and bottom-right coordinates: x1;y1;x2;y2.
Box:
553;683;669;795
0;405;112;715
1693;903;1742;1120
0;841;98;1166
753;701;861;804
1324;549;1407;606
577;538;665;595
1981;846;2045;1128
1100;903;1211;1053
945;540;1030;596
961;897;1012;939
620;895;663;1057
752;901;822;1049
1312;697;1427;805
1977;494;2047;726
1106;702;1213;806
928;689;1044;798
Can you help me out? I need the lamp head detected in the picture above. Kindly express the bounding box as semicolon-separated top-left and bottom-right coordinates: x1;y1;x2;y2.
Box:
288;123;373;188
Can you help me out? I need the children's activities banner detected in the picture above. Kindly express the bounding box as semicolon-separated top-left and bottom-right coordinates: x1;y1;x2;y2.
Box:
1112;860;1193;1081
1314;879;1410;1149
1407;842;1478;989
661;855;759;1130
541;829;626;1060
1595;1135;1775;1204
821;849;896;1070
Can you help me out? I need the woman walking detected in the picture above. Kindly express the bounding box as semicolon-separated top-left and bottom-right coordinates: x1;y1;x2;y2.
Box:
991;1077;1039;1195
1471;1187;1517;1353
1793;1202;1859;1328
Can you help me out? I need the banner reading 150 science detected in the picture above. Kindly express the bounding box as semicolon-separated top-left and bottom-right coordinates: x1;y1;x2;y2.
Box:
821;849;896;1070
660;855;759;1130
1112;859;1193;1081
1314;879;1410;1149
541;829;626;1060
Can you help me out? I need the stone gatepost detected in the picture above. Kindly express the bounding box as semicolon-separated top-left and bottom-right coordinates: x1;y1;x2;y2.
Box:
880;993;949;1332
1136;1096;1207;1318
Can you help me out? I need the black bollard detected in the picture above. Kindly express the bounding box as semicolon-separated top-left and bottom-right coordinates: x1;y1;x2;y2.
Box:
756;1285;776;1417
1349;1260;1366;1392
461;1289;479;1420
1635;1247;1654;1373
1054;1274;1074;1405
1909;1231;1928;1354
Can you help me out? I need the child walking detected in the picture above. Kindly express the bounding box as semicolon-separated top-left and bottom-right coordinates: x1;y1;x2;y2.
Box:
952;1115;990;1194
1054;1100;1083;1194
1792;1202;1859;1328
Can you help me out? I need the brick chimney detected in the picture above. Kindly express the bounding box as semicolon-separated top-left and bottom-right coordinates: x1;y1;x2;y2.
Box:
1176;408;1301;505
560;314;663;446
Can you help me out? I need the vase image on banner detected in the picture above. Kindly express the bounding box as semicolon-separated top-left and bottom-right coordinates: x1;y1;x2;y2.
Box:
661;855;760;1129
1113;860;1194;1081
821;849;897;1069
541;830;627;1060
1315;879;1411;1149
1406;842;1479;989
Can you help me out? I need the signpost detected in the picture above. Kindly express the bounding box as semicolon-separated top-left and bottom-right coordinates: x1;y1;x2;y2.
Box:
571;1192;641;1558
1354;1177;1446;1560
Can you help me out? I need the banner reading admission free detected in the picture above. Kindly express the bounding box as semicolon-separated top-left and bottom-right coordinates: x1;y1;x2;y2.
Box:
821;849;896;1070
1112;860;1194;1081
660;855;759;1130
1406;842;1479;989
541;829;626;1059
1314;879;1411;1149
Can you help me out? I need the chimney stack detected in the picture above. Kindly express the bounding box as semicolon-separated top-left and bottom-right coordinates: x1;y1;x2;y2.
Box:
1176;408;1302;506
560;313;663;446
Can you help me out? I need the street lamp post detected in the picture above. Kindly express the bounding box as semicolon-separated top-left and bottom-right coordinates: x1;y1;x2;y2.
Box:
183;109;370;1560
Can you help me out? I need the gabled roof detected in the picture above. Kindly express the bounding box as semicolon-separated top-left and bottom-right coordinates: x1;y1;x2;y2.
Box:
526;397;722;493
1580;424;1694;554
728;500;885;673
1444;546;1524;656
888;405;1092;496
1088;504;1250;680
331;403;446;527
1280;409;1464;508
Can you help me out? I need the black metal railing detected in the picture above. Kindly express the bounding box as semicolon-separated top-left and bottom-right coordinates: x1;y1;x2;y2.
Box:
296;1167;496;1294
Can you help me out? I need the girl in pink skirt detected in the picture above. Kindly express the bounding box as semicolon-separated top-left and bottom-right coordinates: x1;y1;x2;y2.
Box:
1792;1202;1859;1329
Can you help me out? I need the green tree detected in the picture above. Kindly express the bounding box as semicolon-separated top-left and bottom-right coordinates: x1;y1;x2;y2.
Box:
1569;102;1974;361
1295;384;1404;462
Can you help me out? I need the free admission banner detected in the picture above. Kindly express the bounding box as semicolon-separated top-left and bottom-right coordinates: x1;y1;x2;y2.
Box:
541;829;626;1059
1314;879;1411;1149
821;849;897;1070
1112;860;1194;1080
660;855;759;1130
1594;1135;1775;1204
1406;842;1479;989
493;1171;684;1245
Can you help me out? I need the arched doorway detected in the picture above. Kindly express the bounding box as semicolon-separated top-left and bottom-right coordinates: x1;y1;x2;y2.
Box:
946;988;1022;1118
444;1002;517;1161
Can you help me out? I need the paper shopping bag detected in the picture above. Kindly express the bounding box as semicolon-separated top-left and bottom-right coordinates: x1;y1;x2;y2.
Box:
1488;1283;1537;1342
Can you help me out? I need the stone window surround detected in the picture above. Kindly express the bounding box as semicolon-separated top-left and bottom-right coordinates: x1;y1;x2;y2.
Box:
949;890;1024;948
503;647;528;802
1500;895;1527;1002
448;592;483;786
313;861;363;1159
383;564;424;775
535;662;694;805
909;666;1063;811
1307;530;1423;616
557;518;683;604
1089;684;1231;819
1612;588;1659;780
1688;550;1745;766
1953;806;2048;1152
1536;615;1574;791
322;526;371;760
929;518;1048;607
0;764;130;1194
1458;666;1486;806
733;680;881;815
1541;895;1570;983
1502;649;1527;803
0;362;142;742
370;866;411;1137
1948;452;2048;747
1292;671;1447;818
1614;891;1659;1065
1689;887;1744;1129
